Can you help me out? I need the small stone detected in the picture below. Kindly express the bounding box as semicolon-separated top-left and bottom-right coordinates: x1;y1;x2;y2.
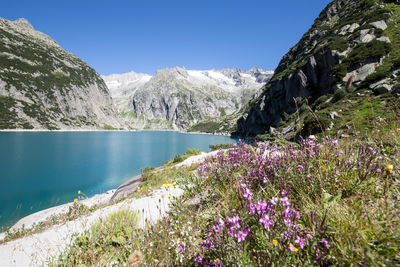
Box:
329;111;340;119
348;23;359;33
376;36;391;43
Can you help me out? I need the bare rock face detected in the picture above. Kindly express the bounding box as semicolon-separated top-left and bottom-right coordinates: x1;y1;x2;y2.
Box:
235;0;397;137
0;18;122;129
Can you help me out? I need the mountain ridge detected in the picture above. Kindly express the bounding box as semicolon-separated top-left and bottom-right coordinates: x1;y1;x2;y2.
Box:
0;17;122;130
102;67;274;131
235;0;400;139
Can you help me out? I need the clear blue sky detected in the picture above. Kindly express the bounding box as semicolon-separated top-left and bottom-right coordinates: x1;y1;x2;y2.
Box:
2;0;332;75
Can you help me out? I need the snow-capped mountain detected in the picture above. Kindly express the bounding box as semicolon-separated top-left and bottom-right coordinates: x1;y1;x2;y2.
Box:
102;67;273;131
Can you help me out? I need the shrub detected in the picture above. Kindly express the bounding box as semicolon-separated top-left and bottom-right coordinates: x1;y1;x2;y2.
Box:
302;110;331;136
173;154;185;163
331;88;347;103
326;36;349;52
345;40;392;69
53;210;139;266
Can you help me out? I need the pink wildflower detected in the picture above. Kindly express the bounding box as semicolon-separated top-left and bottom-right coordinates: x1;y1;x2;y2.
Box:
297;165;304;171
243;188;253;201
295;236;306;249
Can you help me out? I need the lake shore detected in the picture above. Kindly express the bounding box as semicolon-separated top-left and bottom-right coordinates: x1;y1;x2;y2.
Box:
0;150;219;266
0;149;219;239
0;128;232;136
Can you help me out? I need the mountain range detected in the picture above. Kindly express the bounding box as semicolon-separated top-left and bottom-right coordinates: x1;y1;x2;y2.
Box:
1;0;399;139
102;67;273;131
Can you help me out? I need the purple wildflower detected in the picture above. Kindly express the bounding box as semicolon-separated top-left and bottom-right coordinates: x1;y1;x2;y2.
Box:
297;165;304;171
237;227;250;243
270;197;278;205
201;240;215;249
243;188;253;201
248;203;256;214
177;242;186;252
280;196;290;206
295;236;306;249
321;238;331;249
259;214;274;230
256;200;267;214
281;230;293;240
194;256;203;263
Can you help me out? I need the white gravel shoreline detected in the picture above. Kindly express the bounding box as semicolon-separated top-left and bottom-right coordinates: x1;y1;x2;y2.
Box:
0;186;184;266
0;150;219;266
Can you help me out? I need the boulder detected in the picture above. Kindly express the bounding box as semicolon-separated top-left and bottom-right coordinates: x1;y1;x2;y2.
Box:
376;36;391;43
370;20;388;30
361;34;375;43
344;63;378;82
373;84;392;95
110;175;143;202
339;23;359;35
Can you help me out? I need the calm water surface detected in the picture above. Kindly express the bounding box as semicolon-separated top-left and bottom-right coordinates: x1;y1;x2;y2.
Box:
0;131;235;229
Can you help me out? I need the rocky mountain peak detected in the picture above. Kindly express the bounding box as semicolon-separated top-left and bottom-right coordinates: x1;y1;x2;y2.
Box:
153;66;189;80
13;18;34;29
0;17;122;129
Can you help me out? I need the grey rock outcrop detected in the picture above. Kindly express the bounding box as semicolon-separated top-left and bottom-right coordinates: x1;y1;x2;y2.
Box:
235;0;397;137
0;18;122;129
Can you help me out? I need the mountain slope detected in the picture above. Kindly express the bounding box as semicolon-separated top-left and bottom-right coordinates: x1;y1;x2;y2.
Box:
0;18;121;129
103;67;273;131
235;0;400;139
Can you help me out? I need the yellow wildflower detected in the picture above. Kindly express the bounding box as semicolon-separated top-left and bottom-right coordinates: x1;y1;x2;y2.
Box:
163;183;173;188
173;182;177;188
397;128;400;131
273;239;278;246
167;195;171;198
289;243;299;252
386;164;393;174
214;259;219;262
73;198;78;204
78;190;81;194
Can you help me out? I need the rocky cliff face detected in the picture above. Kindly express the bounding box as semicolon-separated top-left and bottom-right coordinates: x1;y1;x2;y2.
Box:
103;67;273;131
0;18;122;129
236;0;400;137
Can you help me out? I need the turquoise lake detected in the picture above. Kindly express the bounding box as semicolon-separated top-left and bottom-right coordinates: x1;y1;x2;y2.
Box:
0;131;235;230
